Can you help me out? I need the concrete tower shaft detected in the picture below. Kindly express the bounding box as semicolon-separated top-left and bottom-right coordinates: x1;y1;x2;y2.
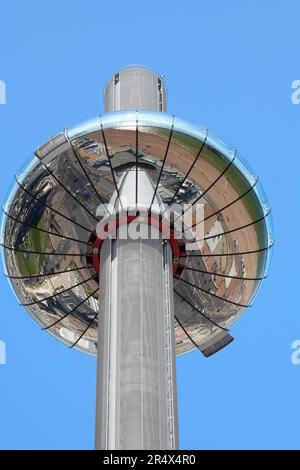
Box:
95;170;178;450
95;230;178;449
95;68;178;450
104;66;167;112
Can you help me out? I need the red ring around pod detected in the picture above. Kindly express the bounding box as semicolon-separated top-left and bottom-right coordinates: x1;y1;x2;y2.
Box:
86;211;187;282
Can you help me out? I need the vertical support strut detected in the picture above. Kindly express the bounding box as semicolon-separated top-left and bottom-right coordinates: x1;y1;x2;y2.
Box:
95;222;178;450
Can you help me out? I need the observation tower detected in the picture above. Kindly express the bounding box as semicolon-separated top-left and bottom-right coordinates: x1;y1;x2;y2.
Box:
1;66;273;449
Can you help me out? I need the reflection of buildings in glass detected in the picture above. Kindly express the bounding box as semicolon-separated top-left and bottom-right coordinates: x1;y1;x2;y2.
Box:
1;66;273;450
2;110;272;355
88;296;98;312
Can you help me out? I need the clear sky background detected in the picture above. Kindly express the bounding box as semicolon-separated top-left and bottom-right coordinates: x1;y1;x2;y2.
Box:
0;0;299;450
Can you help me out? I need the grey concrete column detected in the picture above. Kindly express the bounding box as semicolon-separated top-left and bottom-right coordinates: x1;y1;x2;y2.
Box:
95;224;178;450
104;66;167;112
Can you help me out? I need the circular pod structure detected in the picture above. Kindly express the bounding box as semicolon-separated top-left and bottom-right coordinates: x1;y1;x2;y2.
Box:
1;66;273;450
1;110;272;356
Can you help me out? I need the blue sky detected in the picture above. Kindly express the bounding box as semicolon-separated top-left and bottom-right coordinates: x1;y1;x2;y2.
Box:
0;0;299;449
